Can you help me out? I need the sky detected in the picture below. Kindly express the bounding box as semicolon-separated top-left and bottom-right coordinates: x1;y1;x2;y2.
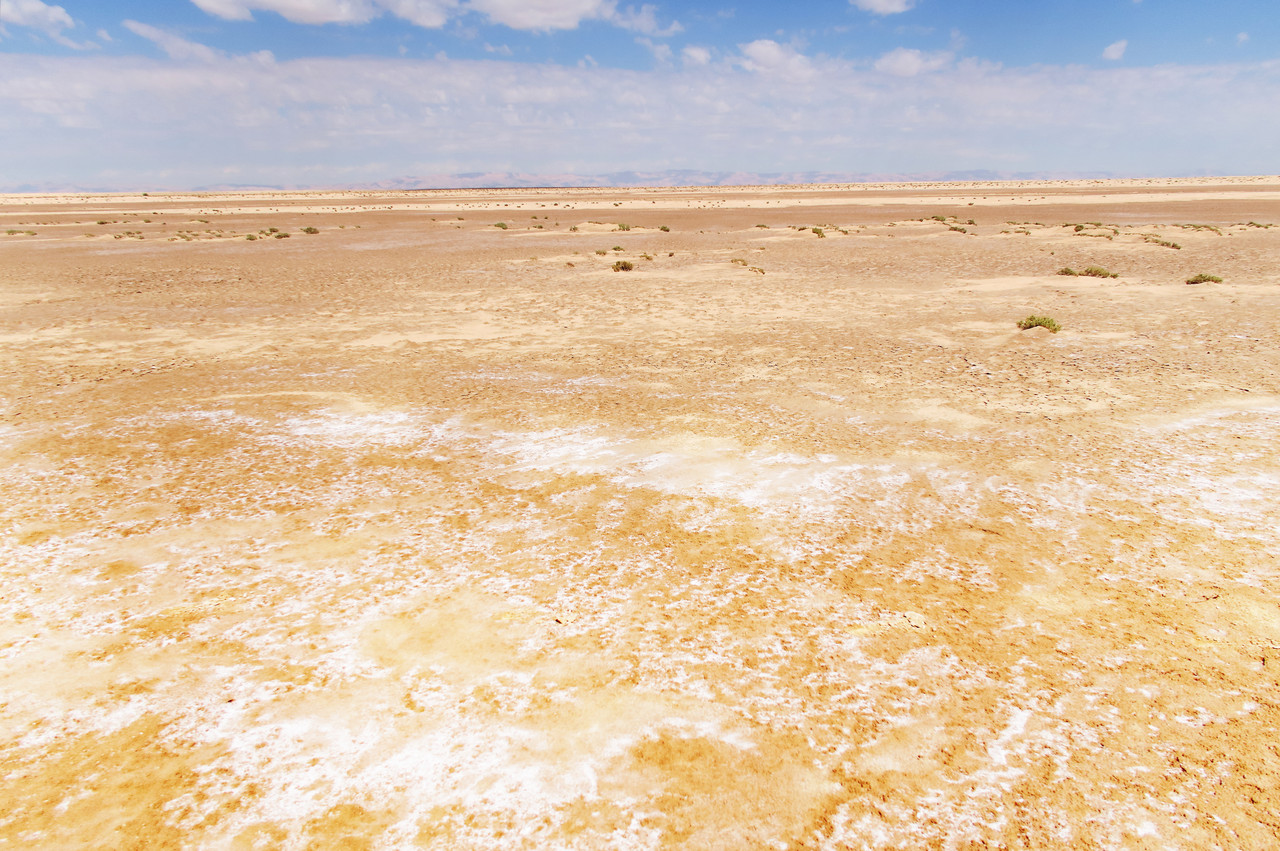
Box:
1;0;1277;190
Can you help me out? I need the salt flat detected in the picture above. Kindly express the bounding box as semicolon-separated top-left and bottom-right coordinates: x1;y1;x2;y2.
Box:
2;179;1279;848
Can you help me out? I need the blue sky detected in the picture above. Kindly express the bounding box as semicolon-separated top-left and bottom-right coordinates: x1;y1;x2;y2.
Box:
1;0;1277;189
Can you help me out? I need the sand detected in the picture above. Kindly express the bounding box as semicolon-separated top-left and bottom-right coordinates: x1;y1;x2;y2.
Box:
2;178;1279;848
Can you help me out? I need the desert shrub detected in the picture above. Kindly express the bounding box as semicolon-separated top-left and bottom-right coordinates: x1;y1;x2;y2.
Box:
612;260;634;272
659;225;670;232
756;224;769;228
1186;273;1223;284
1018;315;1061;333
617;223;631;231
949;226;967;233
731;258;747;266
245;234;257;241
1143;236;1181;249
595;249;607;255
274;232;290;239
812;227;825;237
612;245;624;252
300;226;319;234
1081;265;1118;278
494;222;508;229
1057;267;1079;276
569;226;579;232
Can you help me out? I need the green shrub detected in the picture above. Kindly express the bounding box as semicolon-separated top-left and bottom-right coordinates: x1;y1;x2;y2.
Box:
612;246;624;252
1186;273;1223;284
595;249;607;256
1081;265;1118;278
617;223;631;231
300;226;319;234
612;260;634;271
1017;315;1061;333
659;225;670;232
274;232;290;239
812;227;825;237
494;222;508;229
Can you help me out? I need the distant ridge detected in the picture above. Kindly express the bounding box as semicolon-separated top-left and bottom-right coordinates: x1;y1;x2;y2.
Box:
356;169;1122;191
5;168;1247;194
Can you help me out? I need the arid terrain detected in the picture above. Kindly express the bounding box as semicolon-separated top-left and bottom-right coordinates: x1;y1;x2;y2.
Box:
2;178;1279;849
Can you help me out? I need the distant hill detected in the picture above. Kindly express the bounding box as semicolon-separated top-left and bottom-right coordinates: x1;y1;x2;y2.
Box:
4;168;1161;194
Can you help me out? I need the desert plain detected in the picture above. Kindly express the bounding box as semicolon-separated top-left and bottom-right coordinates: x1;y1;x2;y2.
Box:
1;177;1279;849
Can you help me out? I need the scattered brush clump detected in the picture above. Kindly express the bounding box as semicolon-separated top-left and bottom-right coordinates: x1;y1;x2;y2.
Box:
812;227;825;237
612;260;634;272
494;222;508;229
1176;223;1223;235
595;249;607;256
616;223;631;231
1143;235;1181;249
731;258;748;266
1018;315;1062;333
1186;273;1223;285
1058;266;1118;279
300;226;319;234
659;225;670;232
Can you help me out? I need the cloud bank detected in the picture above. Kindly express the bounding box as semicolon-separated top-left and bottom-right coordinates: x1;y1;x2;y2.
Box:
186;0;679;33
2;29;1277;189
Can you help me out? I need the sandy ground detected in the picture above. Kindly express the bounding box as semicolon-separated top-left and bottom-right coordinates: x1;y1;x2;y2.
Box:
2;178;1279;849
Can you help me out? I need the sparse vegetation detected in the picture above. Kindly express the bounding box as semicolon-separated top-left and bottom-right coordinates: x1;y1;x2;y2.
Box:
1058;266;1118;278
300;227;319;234
1143;236;1181;249
756;224;769;228
616;223;631;231
659;225;670;232
595;249;607;255
612;246;624;252
1018;315;1062;333
274;232;290;239
494;222;508;229
1186;273;1223;284
731;258;747;266
612;260;634;272
812;227;825;237
949;226;967;233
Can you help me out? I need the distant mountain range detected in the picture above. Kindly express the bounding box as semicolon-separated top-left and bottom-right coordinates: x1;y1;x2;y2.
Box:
6;168;1215;194
350;169;1121;191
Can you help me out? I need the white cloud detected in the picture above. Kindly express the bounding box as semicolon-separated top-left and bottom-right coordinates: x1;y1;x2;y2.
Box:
636;37;672;64
466;0;614;30
3;43;1279;189
0;0;83;47
874;47;952;77
850;0;916;14
1102;39;1127;60
0;0;73;33
187;0;677;33
682;45;711;67
738;39;818;83
1237;32;1249;45
124;20;223;63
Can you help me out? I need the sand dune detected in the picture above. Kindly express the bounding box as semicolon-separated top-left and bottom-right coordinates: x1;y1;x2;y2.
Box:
2;178;1279;848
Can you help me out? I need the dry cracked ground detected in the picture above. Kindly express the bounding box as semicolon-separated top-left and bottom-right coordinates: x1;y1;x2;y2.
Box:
2;178;1279;849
